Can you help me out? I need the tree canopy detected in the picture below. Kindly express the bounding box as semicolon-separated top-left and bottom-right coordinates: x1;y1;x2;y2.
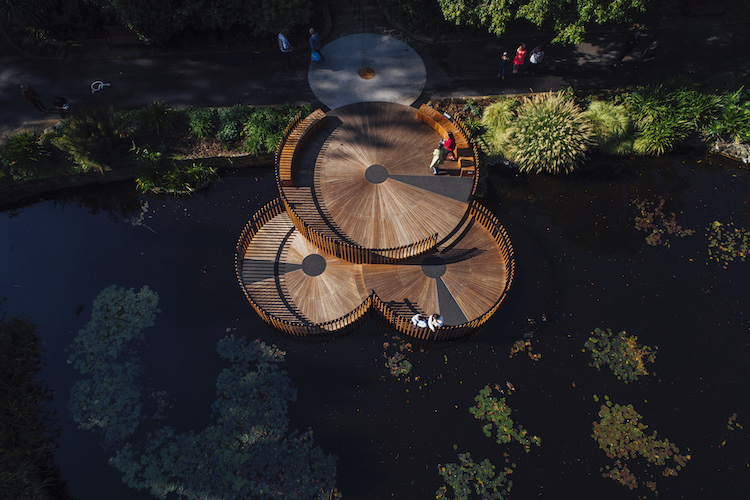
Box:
437;0;655;44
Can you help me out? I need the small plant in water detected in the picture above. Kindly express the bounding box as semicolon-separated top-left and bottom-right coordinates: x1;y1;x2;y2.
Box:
633;197;694;246
584;328;656;383
436;452;513;499
509;339;541;361
469;385;541;452
383;340;413;378
592;398;690;493
127;201;156;233
706;220;750;268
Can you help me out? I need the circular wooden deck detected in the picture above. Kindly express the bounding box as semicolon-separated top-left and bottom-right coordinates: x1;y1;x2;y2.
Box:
286;102;475;251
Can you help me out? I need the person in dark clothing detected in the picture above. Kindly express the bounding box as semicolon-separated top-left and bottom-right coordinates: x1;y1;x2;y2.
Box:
309;28;324;61
20;84;48;114
616;30;641;65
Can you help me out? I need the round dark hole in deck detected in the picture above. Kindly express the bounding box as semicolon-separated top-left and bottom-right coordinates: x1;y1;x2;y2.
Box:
365;164;389;184
421;255;446;278
302;254;326;276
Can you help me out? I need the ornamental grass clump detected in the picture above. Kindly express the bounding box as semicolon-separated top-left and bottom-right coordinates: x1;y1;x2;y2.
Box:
592;398;690;493
480;99;518;157
0;130;51;181
501;92;594;174
469;385;541;452
584;328;657;383
584;100;633;155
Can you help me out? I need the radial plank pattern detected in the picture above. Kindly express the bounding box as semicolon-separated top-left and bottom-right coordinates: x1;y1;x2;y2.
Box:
361;219;508;325
292;102;475;250
241;211;369;326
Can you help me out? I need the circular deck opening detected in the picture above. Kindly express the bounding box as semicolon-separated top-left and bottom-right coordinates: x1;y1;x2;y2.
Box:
421;255;447;278
302;254;327;276
359;67;376;79
365;164;389;184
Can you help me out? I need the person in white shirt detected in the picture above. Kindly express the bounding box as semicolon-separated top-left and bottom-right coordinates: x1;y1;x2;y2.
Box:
428;314;444;332
411;313;428;328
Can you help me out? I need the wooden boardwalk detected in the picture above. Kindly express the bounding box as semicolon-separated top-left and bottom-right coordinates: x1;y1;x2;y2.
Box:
236;103;512;339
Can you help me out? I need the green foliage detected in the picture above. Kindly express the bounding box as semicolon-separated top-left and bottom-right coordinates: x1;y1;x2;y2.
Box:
707;89;750;143
108;335;338;499
136;101;180;137
469;385;541;452
706;220;750;268
0;0;52;28
187;107;219;138
584;328;657;383
52;107;126;172
480;99;518;156
437;0;655;44
1;316;73;500
633;197;694;247
501;92;594;174
592;399;690;493
68;287;338;499
67;285;160;446
84;0;312;46
584;100;633;155
242;104;310;155
436;452;513;500
215;105;252;144
135;160;217;195
0;130;51;181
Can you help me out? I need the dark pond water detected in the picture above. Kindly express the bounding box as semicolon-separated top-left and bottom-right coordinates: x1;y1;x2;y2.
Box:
2;154;750;499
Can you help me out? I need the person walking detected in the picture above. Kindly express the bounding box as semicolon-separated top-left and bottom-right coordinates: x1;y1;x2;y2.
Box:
616;30;641;66
498;51;509;79
512;43;527;74
528;45;544;75
20;84;48;114
278;29;293;68
309;28;323;61
429;146;445;175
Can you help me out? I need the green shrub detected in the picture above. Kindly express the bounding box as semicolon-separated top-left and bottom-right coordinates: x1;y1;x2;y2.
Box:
0;130;50;181
501;92;594;174
137;101;180;137
187;108;218;138
584;100;633;155
52;108;126;172
215;105;251;144
242;104;310;155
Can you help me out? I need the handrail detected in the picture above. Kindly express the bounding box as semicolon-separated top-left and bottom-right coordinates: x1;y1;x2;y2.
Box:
236;199;373;336
275;109;440;264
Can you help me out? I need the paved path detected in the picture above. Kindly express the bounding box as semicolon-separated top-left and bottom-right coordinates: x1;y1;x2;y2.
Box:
1;4;750;137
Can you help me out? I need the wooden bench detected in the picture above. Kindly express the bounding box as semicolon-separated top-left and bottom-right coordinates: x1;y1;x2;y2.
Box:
278;108;327;187
105;26;147;49
416;104;475;177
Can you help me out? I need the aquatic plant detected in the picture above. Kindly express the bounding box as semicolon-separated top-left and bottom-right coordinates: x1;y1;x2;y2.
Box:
109;335;338;500
0;130;51;181
727;413;743;431
584;328;656;383
508;339;541;361
592;398;690;493
469;385;541;452
706;220;750;268
501;92;594;174
384;351;413;377
436;452;513;500
67;285;160;446
68;286;338;499
633;197;694;247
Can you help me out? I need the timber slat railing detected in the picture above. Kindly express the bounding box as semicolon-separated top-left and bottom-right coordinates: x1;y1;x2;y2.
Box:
275;109;439;264
276;109;327;187
235;198;372;336
416;104;481;196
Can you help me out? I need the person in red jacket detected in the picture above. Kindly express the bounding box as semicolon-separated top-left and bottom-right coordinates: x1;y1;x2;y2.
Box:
441;131;457;161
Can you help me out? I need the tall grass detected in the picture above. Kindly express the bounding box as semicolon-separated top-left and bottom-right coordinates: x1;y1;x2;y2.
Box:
0;130;50;181
584;101;633;155
480;99;518;156
52;108;125;172
502;92;594;174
